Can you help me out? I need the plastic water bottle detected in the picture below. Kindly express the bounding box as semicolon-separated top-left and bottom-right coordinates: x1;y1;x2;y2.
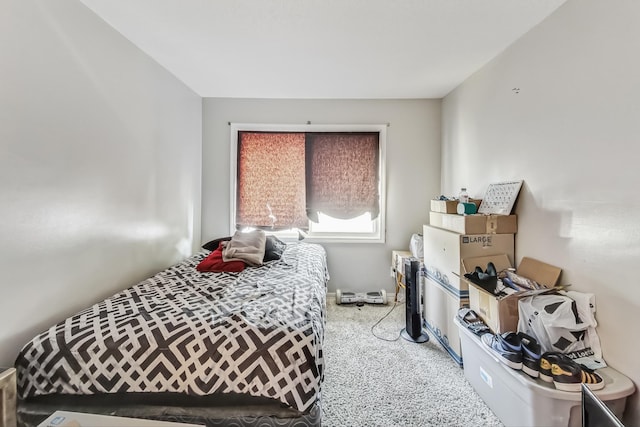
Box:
459;188;469;203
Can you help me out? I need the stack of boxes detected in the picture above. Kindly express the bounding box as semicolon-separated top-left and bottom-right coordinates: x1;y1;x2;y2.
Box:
422;199;517;365
425;187;636;426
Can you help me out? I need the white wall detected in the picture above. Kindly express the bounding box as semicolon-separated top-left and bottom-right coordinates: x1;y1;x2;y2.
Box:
442;0;640;422
0;0;202;366
202;98;440;294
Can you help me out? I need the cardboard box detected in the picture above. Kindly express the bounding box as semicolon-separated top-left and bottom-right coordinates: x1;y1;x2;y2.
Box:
422;225;514;294
391;250;413;299
37;411;202;427
430;199;458;213
463;256;562;333
0;368;16;427
429;212;517;235
391;250;412;278
422;276;468;365
430;198;481;214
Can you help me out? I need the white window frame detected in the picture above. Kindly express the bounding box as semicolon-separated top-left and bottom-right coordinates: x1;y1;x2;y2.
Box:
230;123;387;243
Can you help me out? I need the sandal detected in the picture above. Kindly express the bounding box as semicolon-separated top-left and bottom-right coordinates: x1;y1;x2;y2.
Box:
457;308;491;336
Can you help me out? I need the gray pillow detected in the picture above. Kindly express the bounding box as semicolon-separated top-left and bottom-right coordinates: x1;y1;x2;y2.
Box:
202;236;232;251
264;235;286;262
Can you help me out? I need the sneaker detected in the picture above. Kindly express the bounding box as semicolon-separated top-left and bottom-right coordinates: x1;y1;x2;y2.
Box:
518;333;542;378
539;352;563;383
550;354;605;392
577;367;605;391
457;308;491;336
481;332;522;370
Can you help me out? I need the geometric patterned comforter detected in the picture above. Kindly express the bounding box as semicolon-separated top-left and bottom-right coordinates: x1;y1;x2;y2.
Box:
15;242;328;413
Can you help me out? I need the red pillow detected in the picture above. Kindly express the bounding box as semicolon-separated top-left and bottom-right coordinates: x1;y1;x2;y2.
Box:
197;247;245;273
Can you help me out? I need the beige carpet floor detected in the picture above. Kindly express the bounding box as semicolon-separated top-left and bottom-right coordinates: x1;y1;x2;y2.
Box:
321;298;504;427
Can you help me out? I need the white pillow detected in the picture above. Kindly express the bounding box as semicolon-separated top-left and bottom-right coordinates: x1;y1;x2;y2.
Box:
222;229;267;266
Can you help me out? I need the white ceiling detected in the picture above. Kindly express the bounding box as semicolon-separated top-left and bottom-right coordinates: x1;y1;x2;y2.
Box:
80;0;567;99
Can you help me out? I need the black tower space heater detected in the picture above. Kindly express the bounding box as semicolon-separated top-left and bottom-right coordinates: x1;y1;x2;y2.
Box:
401;258;429;343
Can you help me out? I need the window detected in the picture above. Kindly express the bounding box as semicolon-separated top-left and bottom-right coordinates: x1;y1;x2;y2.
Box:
230;123;386;242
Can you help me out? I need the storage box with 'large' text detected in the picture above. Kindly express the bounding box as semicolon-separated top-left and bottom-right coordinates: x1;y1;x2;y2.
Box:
422;225;514;295
422;275;468;365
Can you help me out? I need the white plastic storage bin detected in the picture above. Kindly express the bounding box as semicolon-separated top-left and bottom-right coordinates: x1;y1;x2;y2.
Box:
455;318;635;427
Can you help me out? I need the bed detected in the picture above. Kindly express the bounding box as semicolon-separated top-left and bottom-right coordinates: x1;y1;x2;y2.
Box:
15;238;328;427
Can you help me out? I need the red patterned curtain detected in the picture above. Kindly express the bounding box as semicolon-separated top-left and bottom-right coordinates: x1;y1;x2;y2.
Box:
236;132;308;230
305;133;379;222
236;131;380;229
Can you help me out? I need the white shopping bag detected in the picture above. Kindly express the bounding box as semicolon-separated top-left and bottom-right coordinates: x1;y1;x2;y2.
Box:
409;233;423;259
518;291;605;369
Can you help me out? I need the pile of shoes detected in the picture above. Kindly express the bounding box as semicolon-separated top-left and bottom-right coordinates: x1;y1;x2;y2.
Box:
457;308;491;336
480;330;604;391
464;261;551;295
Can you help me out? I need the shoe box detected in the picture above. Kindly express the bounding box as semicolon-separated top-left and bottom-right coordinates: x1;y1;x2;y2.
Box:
422;225;514;364
462;255;562;334
429;211;518;235
455;318;635;427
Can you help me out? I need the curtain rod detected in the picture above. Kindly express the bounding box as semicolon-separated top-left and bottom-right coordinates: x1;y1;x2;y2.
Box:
228;121;390;127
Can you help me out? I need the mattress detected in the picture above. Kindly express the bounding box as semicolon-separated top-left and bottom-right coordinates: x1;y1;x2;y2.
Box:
15;242;328;419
